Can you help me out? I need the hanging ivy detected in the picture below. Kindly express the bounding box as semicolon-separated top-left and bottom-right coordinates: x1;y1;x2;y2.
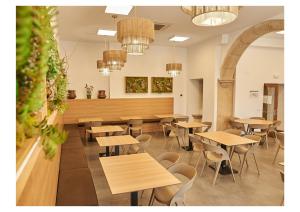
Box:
16;6;67;159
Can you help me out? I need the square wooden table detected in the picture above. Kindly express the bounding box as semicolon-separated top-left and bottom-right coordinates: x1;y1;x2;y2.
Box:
155;114;188;119
97;135;139;156
120;116;143;121
78;117;103;123
91;125;124;136
99;153;180;206
196;131;259;175
175;122;209;151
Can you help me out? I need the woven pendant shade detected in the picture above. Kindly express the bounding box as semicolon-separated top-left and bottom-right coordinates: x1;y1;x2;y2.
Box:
103;50;127;71
117;17;155;55
97;59;111;76
181;6;239;26
166;63;182;77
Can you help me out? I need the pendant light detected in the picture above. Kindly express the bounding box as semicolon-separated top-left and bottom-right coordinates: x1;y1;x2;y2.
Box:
181;6;239;27
103;16;127;71
117;6;155;55
97;59;111;76
166;44;182;77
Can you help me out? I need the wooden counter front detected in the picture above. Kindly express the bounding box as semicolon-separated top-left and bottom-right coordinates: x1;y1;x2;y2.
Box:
63;98;174;124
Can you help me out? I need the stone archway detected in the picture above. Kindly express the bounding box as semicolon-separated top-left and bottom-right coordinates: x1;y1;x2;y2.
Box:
217;19;284;130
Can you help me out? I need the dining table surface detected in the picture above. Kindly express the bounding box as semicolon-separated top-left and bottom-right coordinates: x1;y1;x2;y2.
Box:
99;153;181;205
234;118;274;125
97;135;139;147
155;114;188;119
196;131;260;146
78;117;104;123
175;121;208;129
91;125;124;134
119;116;143;121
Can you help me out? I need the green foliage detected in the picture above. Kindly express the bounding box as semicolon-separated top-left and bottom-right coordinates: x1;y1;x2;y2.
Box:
16;6;67;159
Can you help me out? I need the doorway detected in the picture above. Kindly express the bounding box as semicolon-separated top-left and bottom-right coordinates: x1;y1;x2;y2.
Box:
263;83;284;129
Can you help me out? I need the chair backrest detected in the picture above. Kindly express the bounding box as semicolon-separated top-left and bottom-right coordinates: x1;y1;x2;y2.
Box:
201;141;229;160
224;128;242;136
175;117;189;123
136;134;152;151
243;134;261;151
272;120;282;129
157;152;180;168
160;117;174;124
230;120;244;130
128;119;143;127
168;163;197;206
202;121;212;132
250;117;265;120
277;132;284;146
169;125;185;137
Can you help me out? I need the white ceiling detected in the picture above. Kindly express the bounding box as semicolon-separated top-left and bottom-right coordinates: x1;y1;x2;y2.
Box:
57;6;284;47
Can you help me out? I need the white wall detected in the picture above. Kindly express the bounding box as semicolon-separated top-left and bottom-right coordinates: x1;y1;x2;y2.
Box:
59;40;188;114
234;37;284;118
187;37;219;126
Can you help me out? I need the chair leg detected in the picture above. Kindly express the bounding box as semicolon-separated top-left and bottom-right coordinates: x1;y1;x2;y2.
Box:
140;190;145;199
265;135;269;149
228;159;236;182
253;153;260;175
200;159;207;176
237;154;242;164
245;158;249;167
239;153;247;176
212;162;221;185
194;153;202;169
148;189;155;206
272;145;280;164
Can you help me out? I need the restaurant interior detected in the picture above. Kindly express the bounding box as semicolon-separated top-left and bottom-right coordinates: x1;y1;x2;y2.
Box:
15;3;288;207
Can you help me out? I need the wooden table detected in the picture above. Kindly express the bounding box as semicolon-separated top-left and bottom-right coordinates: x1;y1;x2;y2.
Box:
91;125;124;136
155;114;188;119
196;131;259;175
97;135;139;156
175;122;209;151
99;153;180;206
120;116;143;121
78;117;104;123
234;119;274;133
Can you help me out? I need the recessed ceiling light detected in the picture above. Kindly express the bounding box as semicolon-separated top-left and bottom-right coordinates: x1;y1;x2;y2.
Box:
105;6;133;15
276;30;284;35
169;36;190;42
97;29;117;36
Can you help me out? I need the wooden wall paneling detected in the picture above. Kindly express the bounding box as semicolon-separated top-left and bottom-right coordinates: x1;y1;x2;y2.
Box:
63;98;174;124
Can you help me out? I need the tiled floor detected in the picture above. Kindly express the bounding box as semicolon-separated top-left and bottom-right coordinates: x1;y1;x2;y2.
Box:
68;125;284;206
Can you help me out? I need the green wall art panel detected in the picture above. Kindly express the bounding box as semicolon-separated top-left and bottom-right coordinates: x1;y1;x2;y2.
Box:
125;77;148;93
151;77;173;93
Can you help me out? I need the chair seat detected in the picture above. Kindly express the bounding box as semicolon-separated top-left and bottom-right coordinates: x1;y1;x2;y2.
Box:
160;160;174;169
127;144;139;154
254;132;267;136
193;143;203;152
206;151;223;162
154;173;188;205
234;145;249;154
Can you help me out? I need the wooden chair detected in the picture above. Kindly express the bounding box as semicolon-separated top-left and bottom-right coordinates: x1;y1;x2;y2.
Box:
229;117;245;132
280;170;284;206
231;135;261;175
149;163;197;206
157;152;180;169
189;134;204;168
140;151;181;200
167;125;186;150
128;119;143;136
248;124;270;149
224;128;242;136
200;141;235;185
273;132;284;164
269;120;282;140
127;134;152;154
159;117;174;139
201;121;212;132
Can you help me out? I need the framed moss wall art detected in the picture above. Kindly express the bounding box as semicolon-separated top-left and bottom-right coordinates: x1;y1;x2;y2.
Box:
125;77;148;93
151;77;173;93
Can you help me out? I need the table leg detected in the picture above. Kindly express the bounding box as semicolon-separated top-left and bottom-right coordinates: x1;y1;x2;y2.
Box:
89;129;93;142
181;128;193;151
131;191;138;206
115;145;120;155
106;147;110;157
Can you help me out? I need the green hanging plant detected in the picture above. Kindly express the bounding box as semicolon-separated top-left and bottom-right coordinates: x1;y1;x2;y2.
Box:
16;6;67;158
